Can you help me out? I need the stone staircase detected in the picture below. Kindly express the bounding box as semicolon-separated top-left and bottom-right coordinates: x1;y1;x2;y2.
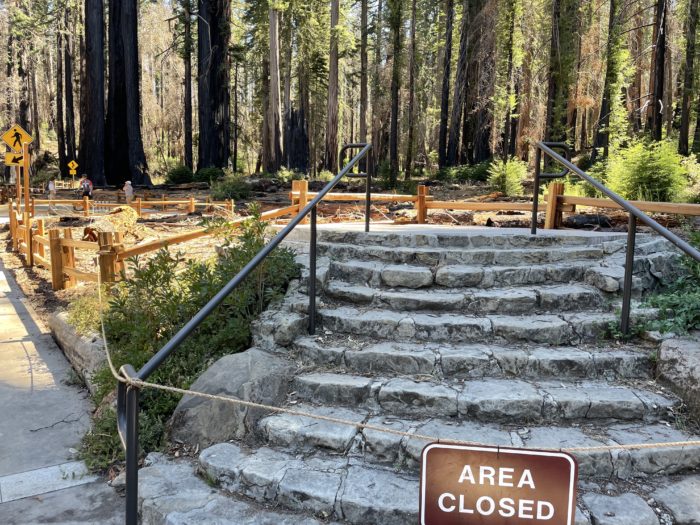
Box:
141;227;700;525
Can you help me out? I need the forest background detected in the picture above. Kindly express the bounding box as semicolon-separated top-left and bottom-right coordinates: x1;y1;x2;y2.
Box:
4;0;700;202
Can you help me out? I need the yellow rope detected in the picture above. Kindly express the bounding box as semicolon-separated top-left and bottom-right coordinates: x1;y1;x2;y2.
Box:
94;257;700;455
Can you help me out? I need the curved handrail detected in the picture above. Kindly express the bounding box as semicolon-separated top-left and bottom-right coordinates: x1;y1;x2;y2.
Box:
116;143;372;525
532;141;700;263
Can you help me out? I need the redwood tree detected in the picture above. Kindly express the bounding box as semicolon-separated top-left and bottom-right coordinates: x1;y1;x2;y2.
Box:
81;0;105;185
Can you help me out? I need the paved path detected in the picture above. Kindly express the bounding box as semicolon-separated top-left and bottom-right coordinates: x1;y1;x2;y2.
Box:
0;259;121;524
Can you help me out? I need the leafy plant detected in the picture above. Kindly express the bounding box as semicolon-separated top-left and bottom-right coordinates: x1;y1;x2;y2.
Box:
211;175;252;200
435;161;492;183
487;158;527;196
166;165;194;184
194;167;225;184
81;208;299;470
67;290;104;336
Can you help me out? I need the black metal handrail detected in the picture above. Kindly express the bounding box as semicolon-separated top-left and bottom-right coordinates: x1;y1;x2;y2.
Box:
531;141;700;334
116;143;372;524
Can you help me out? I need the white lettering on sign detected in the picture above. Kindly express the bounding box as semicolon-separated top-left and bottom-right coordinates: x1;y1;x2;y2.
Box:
436;493;556;520
458;464;536;489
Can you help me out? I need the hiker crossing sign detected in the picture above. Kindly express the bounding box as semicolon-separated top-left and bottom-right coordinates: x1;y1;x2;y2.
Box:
4;152;24;166
2;124;33;153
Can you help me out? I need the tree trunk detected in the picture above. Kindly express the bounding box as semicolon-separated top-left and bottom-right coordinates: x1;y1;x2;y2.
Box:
183;0;193;169
82;0;105;185
679;0;699;155
446;0;470;166
692;93;700;153
371;0;384;176
233;63;239;172
57;27;67;177
388;0;402;187
283;16;293;167
438;0;455;168
404;0;417;179
629;11;644;132
197;0;231;170
64;10;76;162
544;0;578;143
649;0;667;140
106;0;151;185
500;0;516;159
324;0;340;173
360;0;368;167
592;0;620;159
265;8;283;173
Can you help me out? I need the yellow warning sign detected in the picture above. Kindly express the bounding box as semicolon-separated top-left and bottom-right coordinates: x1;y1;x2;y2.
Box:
2;124;33;153
68;160;79;170
4;152;24;166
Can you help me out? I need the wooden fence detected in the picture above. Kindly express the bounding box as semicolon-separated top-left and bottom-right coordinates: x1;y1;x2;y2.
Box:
6;200;300;291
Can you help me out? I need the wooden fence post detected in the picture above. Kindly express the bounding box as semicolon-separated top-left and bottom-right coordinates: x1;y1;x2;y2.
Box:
8;200;16;250
62;229;76;288
416;185;428;224
298;180;309;224
83;196;90;217
290;180;300;205
544;182;565;230
30;197;35;218
49;229;65;291
98;231;117;283
135;197;142;217
36;219;45;259
23;212;33;266
227;199;234;217
188;196;196;214
113;232;125;279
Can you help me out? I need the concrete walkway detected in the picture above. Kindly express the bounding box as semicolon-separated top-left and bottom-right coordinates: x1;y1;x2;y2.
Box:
0;260;121;524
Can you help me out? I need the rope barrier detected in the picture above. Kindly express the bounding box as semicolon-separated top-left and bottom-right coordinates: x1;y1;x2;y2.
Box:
94;234;700;456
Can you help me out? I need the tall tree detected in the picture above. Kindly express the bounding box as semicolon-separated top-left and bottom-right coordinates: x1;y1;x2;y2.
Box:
106;0;151;185
592;0;621;159
81;0;105;185
679;0;699;155
324;0;340;173
544;0;578;142
387;0;402;186
648;0;667;140
404;0;416;179
438;0;454;167
264;7;283;173
56;21;67;176
446;0;470;166
197;0;231;169
360;0;368;154
371;0;384;175
180;0;194;169
63;10;76;162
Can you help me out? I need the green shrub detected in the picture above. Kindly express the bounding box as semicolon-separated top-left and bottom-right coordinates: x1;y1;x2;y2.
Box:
81;208;300;470
211;175;252;200
487;158;527;196
194;167;225;183
67;290;103;336
604;140;687;202
167;165;194;184
436;161;492;183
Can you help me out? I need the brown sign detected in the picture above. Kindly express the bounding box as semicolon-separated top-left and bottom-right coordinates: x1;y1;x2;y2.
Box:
420;443;578;525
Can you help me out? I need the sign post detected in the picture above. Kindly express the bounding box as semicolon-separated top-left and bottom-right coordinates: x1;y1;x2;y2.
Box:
420;443;578;525
2;124;33;214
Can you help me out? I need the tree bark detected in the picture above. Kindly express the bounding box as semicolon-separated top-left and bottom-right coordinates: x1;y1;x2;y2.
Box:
197;0;231;170
265;8;283;173
57;27;67;177
360;0;368;165
324;0;340;173
371;0;384;176
404;0;417;179
106;0;151;185
446;0;470;166
388;0;402;187
183;0;194;169
438;0;454;168
64;10;76;162
593;0;620;159
649;0;667;140
679;0;699;155
82;0;105;185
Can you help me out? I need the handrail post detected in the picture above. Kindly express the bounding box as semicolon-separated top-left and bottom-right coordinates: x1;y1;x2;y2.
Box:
308;206;317;334
124;384;140;525
531;146;542;235
620;214;637;335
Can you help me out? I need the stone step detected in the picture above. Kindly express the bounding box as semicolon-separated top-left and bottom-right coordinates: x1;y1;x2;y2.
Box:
324;281;604;314
292;337;652;379
196;442;700;524
257;405;700;480
317;306;656;345
318;242;605;267
329;258;597;290
289;372;676;423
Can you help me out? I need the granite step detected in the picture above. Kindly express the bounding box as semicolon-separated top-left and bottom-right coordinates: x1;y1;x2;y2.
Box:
291;337;653;379
318;242;605;267
324;281;604;314
257;405;700;479
288;372;676;423
194;442;700;524
317;306;656;345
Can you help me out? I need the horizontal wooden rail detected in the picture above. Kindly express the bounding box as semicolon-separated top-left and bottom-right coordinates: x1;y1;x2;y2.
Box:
426;200;539;212
64;267;99;283
61;238;99;250
33;253;51;269
290;191;419;203
557;196;700;216
33;235;49;246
